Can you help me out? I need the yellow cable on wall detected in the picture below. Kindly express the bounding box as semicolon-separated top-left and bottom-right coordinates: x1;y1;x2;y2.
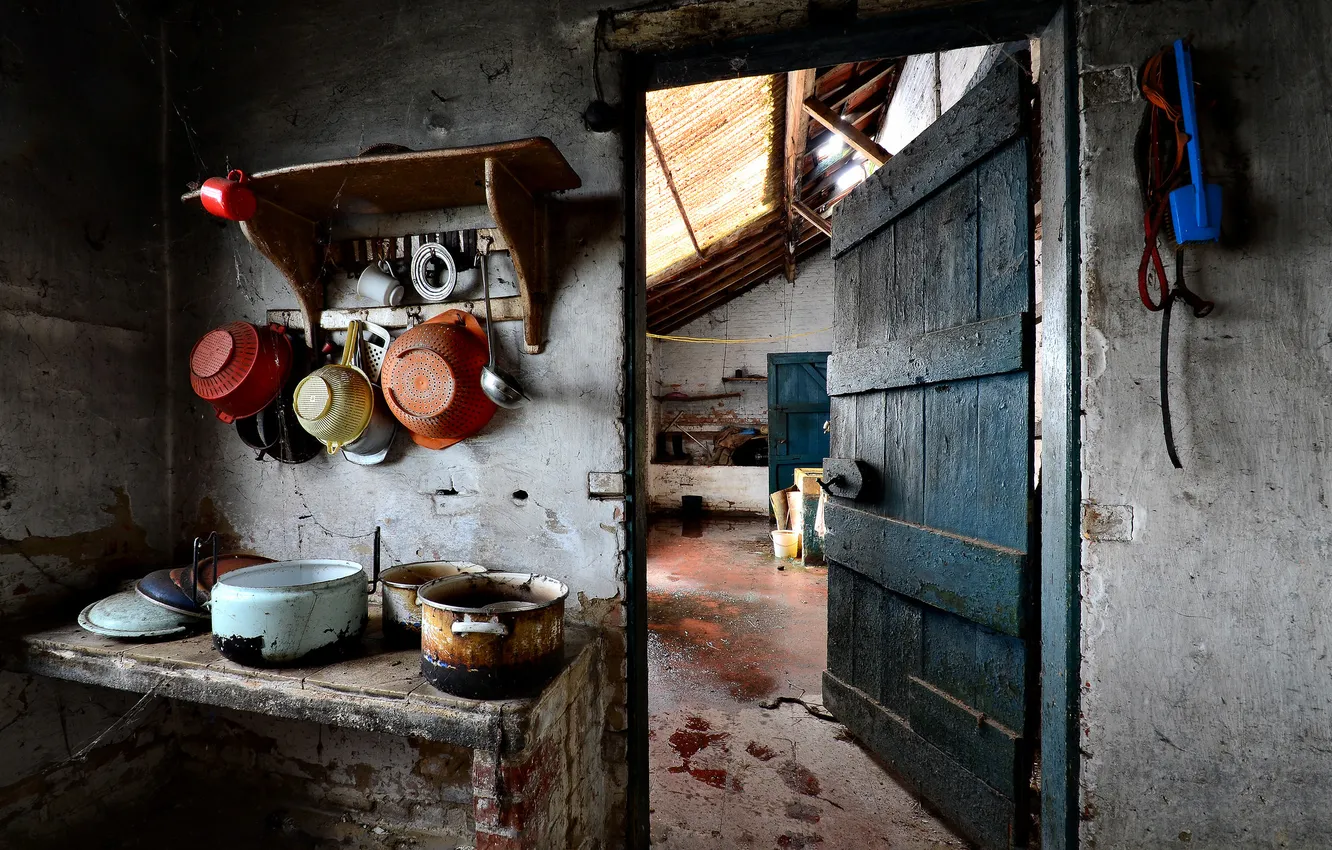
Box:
647;328;832;344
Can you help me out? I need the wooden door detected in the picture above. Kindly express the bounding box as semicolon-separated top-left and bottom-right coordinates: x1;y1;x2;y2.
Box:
767;351;831;494
822;60;1036;849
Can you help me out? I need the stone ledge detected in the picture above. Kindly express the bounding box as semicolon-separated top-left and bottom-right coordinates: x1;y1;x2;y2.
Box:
5;607;597;754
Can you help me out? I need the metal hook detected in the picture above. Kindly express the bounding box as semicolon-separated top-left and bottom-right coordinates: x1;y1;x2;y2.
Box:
191;531;218;606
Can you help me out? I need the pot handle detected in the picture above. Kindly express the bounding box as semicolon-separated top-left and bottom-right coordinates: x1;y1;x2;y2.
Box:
452;616;509;637
365;526;381;594
192;531;218;607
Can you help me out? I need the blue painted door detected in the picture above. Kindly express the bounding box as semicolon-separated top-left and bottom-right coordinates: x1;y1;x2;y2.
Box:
822;61;1036;849
767;351;831;496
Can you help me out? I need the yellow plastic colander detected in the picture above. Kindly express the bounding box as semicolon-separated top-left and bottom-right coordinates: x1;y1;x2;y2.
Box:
294;320;375;453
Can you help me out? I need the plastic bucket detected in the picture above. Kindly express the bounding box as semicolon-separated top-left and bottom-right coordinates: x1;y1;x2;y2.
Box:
771;530;799;559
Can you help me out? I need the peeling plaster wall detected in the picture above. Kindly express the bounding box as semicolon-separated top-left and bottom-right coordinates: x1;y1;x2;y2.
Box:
648;464;770;515
0;3;173;838
0;2;168;618
0;676;172;843
1077;1;1332;845
163;1;626;844
166;0;624;614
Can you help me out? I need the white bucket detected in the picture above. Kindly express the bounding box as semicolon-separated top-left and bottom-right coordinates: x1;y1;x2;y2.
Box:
771;530;800;559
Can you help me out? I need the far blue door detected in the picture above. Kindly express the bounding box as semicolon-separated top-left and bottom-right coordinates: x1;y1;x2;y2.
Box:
768;352;831;495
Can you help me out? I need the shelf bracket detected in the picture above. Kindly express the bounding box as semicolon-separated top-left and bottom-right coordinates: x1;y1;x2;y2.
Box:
485;157;544;354
239;199;325;343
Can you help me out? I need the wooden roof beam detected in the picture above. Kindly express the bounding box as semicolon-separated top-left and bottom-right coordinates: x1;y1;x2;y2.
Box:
793;199;833;237
804;97;889;169
646;210;782;289
783;68;818;282
648;232;787;314
650;227;828;329
646;117;703;259
647;222;784;299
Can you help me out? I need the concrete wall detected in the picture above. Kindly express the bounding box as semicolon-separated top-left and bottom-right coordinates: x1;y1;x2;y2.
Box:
0;2;173;837
648;464;770;515
878;46;1003;155
0;2;168;618
1077;1;1332;845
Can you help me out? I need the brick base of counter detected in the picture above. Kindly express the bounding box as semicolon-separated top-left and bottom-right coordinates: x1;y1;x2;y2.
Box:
471;631;612;849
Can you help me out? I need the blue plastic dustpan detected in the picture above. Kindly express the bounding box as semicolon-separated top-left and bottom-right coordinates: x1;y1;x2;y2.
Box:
1169;39;1222;243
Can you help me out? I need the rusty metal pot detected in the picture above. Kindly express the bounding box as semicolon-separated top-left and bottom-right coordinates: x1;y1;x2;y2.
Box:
417;572;568;699
380;560;486;647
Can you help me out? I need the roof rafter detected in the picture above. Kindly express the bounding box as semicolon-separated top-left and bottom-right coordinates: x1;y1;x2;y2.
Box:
645;117;703;259
803;96;891;168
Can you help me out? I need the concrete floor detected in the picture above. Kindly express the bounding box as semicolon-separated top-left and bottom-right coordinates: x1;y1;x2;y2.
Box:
647;517;965;849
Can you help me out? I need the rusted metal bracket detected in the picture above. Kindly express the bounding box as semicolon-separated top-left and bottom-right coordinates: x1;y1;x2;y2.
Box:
820;457;870;500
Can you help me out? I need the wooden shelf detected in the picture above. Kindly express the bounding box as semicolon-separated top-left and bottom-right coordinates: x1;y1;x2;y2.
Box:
722;375;768;382
182;138;581;354
8;606;597;753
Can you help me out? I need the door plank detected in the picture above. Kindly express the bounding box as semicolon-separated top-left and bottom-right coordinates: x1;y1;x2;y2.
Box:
851;571;887;701
883;202;927;524
920;605;1026;732
830;234;862;468
824;671;1015;850
827;313;1026;395
833;61;1025;257
920;172;983;542
977;139;1032;318
827;564;855;682
907;675;1020;797
879;589;925;711
975;137;1035;550
824;502;1028;637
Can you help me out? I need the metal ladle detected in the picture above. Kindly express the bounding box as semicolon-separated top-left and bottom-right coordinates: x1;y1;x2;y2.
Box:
478;239;530;409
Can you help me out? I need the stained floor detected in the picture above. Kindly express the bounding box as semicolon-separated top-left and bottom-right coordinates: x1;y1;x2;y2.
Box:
647;517;964;849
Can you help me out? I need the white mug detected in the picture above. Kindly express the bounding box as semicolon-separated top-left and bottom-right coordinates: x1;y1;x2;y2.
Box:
357;261;405;307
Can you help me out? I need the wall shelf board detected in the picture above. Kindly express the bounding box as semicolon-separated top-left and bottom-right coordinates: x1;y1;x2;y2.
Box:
268;298;526;333
721;376;768;382
182;137;580;353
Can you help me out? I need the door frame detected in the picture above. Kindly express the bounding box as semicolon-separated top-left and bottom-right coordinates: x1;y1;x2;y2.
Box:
619;4;1081;846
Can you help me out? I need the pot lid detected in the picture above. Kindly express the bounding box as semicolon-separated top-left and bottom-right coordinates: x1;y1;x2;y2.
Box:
136;568;210;618
78;591;194;639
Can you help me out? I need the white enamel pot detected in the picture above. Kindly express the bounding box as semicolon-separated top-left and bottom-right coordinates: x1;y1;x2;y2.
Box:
209;559;371;667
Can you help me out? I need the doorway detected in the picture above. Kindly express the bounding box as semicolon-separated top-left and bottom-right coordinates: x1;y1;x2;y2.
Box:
637;43;1046;848
618;6;1076;850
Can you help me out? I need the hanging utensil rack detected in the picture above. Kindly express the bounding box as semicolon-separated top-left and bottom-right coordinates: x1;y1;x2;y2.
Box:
181;138;581;355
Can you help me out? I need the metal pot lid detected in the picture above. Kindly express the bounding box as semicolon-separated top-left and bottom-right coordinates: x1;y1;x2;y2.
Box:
79;591;194;639
136;568;210;618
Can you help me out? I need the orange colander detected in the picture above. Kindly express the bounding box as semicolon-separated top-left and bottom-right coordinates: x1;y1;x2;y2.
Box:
381;310;496;450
